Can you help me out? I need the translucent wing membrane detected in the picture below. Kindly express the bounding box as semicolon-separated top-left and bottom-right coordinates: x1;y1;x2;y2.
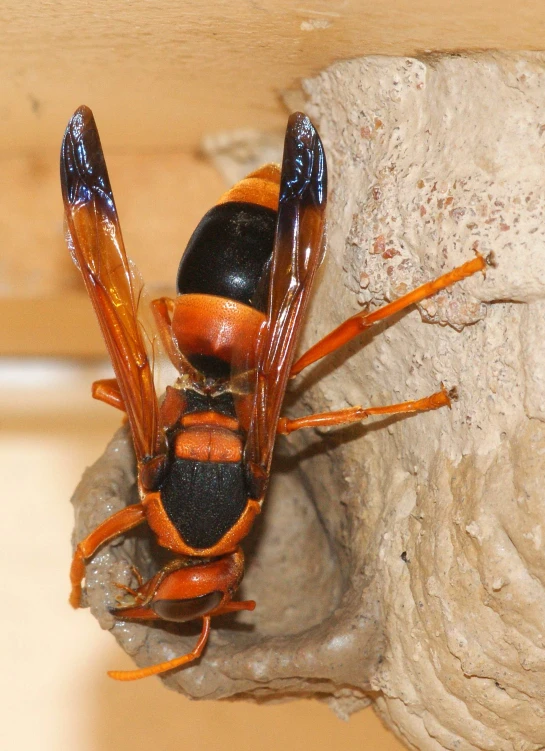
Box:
243;112;328;498
60;106;161;462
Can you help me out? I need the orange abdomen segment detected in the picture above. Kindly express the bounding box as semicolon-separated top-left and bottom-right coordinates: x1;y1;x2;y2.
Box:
171;294;266;371
217;164;281;212
174;426;242;463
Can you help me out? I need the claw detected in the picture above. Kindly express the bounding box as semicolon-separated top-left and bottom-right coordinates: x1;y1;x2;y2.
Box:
114;582;140;599
113;564;146;604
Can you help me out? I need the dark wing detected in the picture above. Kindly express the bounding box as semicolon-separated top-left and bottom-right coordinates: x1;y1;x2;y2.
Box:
60;106;160;462
243;112;327;498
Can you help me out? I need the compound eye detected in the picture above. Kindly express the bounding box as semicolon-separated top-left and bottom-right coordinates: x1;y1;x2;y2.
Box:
151;591;223;622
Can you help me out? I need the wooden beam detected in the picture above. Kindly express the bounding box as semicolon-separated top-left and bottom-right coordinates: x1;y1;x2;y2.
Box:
2;1;545;156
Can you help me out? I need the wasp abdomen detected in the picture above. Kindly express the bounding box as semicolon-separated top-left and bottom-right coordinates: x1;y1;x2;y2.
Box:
174;167;280;380
177;201;277;312
171;294;266;377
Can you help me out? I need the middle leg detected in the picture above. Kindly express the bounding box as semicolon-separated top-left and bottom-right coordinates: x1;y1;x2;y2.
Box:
277;385;454;435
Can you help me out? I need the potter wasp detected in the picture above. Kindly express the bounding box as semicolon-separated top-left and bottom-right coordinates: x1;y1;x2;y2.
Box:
61;106;486;681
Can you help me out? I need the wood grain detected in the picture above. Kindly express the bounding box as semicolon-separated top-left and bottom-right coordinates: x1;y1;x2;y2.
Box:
2;1;545;155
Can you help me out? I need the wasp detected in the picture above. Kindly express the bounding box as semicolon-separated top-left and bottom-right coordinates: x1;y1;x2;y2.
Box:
61;106;486;681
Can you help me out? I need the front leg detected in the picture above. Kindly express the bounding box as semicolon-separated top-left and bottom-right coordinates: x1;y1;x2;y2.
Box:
108;616;212;681
70;503;147;607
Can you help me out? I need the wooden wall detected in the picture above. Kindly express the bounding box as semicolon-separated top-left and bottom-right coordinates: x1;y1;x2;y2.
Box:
3;0;545;355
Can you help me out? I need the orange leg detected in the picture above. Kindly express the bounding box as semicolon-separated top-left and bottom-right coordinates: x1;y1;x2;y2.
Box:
291;255;488;377
107;616;211;681
277;386;454;435
92;378;125;411
70;503;147;608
